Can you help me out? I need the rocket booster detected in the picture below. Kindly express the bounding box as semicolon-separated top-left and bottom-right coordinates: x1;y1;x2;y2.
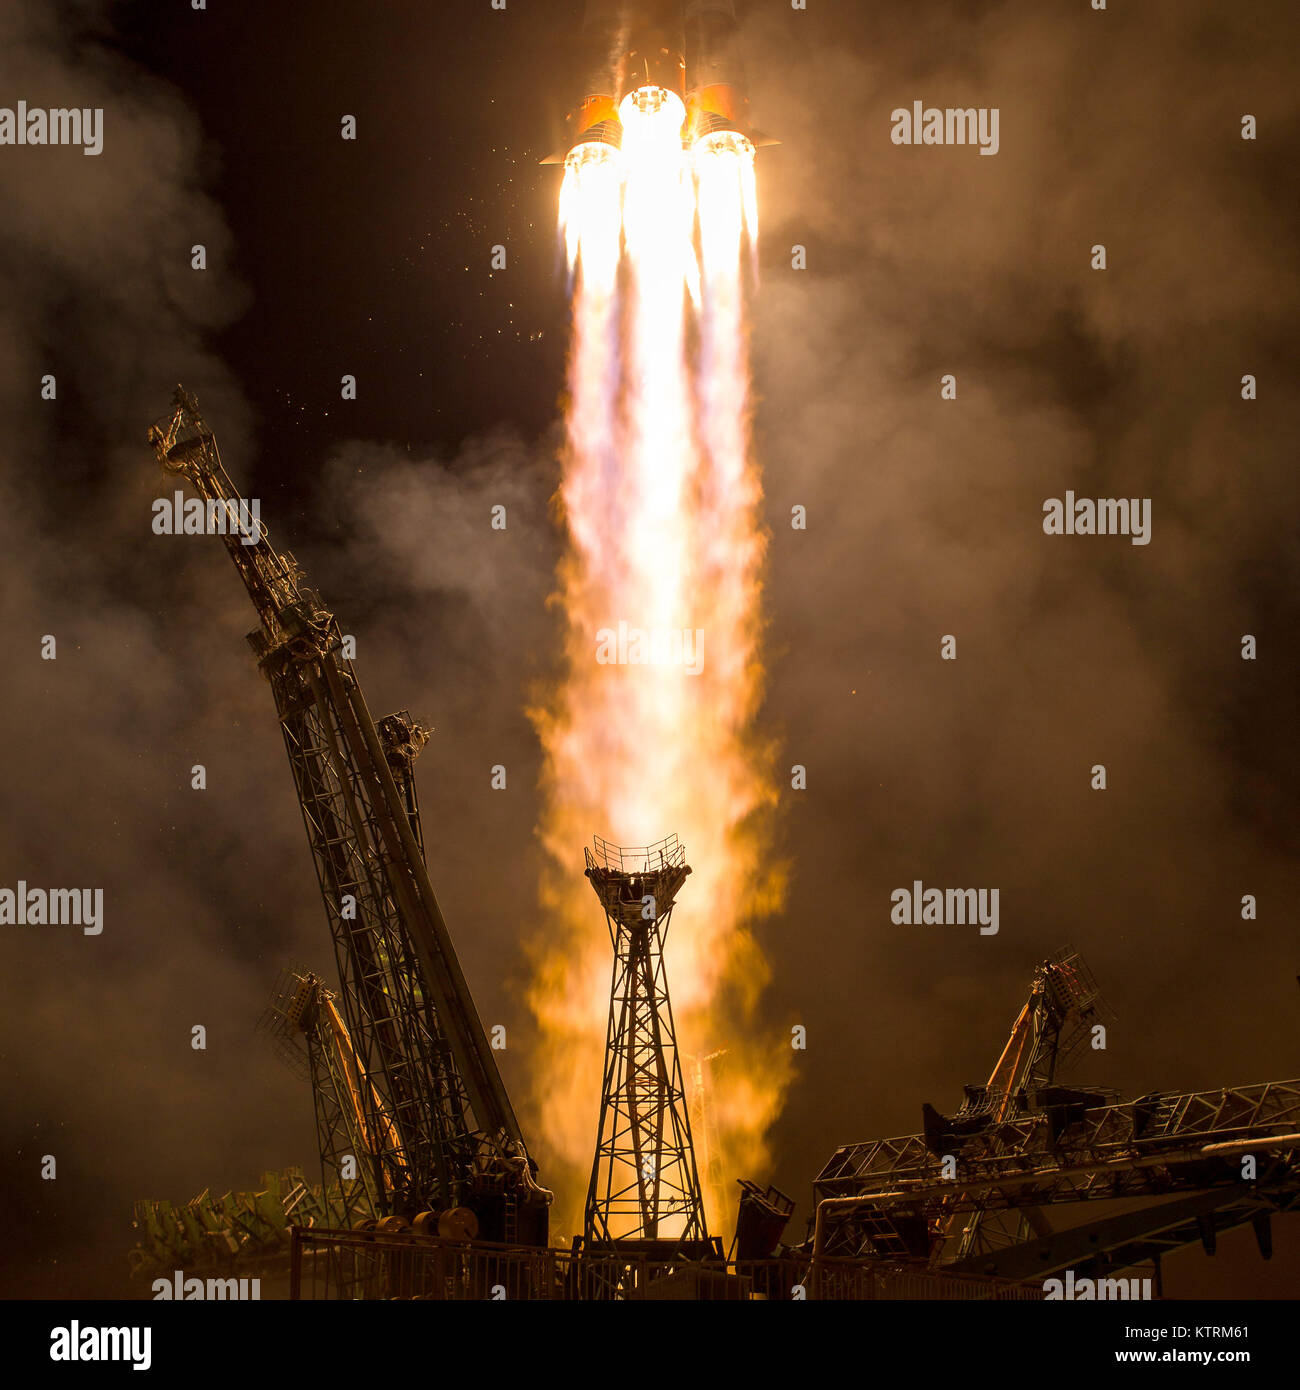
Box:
543;0;774;164
542;0;627;161
684;0;774;149
625;0;688;104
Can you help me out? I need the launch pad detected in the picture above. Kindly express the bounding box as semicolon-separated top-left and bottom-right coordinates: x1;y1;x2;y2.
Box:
131;385;1300;1299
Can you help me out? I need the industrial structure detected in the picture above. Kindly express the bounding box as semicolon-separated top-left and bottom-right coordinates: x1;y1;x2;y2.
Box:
687;1047;728;1228
581;835;713;1258
808;949;1300;1294
140;389;1298;1299
147;386;551;1246
129;1169;331;1281
259;967;392;1231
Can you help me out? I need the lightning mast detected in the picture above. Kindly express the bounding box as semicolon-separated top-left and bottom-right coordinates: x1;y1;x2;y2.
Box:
583;835;711;1254
148;386;549;1242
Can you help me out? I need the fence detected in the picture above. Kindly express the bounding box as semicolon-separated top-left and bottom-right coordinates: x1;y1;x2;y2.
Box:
288;1227;1044;1301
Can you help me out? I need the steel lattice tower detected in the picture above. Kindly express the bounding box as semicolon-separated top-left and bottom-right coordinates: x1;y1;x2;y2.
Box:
583;835;710;1251
260;968;391;1230
148;386;550;1241
943;946;1114;1261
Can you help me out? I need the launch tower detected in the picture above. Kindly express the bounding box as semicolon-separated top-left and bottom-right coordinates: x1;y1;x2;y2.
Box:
583;835;711;1254
148;386;550;1244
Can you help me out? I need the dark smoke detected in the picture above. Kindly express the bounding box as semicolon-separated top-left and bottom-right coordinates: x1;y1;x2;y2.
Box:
0;0;1295;1299
742;0;1299;1295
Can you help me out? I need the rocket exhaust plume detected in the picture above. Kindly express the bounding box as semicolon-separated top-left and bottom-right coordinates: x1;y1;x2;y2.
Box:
530;3;786;1239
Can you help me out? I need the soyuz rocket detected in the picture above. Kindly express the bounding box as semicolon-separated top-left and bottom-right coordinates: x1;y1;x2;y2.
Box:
543;0;774;163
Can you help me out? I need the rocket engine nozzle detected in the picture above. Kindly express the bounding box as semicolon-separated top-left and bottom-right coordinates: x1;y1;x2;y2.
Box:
686;83;745;144
544;1;776;166
542;91;624;166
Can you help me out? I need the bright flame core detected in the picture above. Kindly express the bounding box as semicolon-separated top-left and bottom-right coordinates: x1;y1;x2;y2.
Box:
619;85;686;126
536;92;788;1239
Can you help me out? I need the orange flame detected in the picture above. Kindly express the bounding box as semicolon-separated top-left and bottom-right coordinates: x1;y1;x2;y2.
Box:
529;99;789;1241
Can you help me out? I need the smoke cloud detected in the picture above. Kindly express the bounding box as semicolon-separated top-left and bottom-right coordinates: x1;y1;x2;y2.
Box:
738;0;1299;1293
0;0;1295;1298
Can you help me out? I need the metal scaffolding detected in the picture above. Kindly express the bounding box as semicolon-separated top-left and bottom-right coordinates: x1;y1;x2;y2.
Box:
582;835;711;1255
147;386;550;1243
810;950;1300;1285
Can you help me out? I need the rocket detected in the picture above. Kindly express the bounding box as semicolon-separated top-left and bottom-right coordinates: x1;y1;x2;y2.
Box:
542;0;628;161
543;0;774;163
683;0;775;150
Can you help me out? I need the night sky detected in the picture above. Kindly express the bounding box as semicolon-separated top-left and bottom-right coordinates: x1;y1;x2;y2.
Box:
1;0;1297;1299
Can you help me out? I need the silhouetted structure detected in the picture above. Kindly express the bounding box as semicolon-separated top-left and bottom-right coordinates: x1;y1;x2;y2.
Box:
582;835;712;1258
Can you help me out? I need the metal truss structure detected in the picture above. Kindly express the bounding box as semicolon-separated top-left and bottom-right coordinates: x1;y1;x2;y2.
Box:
130;1168;330;1276
260;968;394;1230
145;386;1298;1297
583;835;712;1255
811;950;1300;1284
290;1225;1045;1301
148;387;550;1243
940;948;1115;1259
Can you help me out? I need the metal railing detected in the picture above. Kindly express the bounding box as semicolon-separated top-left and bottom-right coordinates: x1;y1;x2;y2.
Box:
288;1227;1044;1301
585;834;685;875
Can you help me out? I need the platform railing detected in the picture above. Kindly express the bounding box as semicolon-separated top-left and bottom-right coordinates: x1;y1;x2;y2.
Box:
288;1226;1045;1301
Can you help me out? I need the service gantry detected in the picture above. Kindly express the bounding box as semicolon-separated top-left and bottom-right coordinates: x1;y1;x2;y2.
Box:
148;386;550;1244
809;948;1300;1292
